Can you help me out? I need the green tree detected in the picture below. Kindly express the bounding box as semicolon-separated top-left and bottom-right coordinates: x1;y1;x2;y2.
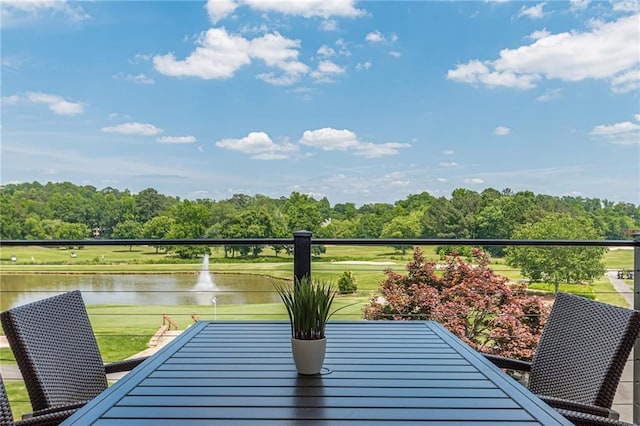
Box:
0;193;22;239
136;188;176;223
331;202;357;220
315;218;357;239
284;192;323;233
23;215;46;240
143;216;176;253
112;219;144;251
380;212;422;254
505;213;607;293
476;191;537;255
394;191;436;213
422;197;465;238
56;222;91;245
169;200;211;238
337;270;358;294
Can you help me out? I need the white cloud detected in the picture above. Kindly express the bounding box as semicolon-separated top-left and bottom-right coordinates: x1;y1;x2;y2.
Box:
321;19;338;31
101;122;163;136
528;29;551;40
611;68;640;94
216;131;298;159
537;88;563;102
439;162;459;168
156;136;196;144
2;0;90;23
130;53;152;63
204;0;364;23
519;3;545;19
113;73;155;84
365;31;385;43
241;0;365;19
589;117;640;145
447;14;640;93
356;61;372;70
154;28;309;85
250;32;308;77
310;60;345;82
317;45;335;58
447;59;539;89
365;30;399;45
570;0;590;10
154;28;251;80
494;126;511;135
205;0;239;24
389;51;401;58
464;178;485;184
299;127;410;158
353;141;411;158
4;92;85;115
300;128;360;150
335;38;352;56
1;95;20;105
613;1;640;12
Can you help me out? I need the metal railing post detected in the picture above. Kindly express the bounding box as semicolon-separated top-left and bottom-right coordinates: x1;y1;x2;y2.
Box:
634;232;640;424
293;230;312;283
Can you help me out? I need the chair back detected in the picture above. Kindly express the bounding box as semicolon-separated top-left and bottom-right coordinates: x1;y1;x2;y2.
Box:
529;292;640;409
0;291;108;411
1;377;14;426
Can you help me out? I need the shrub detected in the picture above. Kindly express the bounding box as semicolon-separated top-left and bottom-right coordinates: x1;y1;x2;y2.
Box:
363;247;548;360
337;271;358;294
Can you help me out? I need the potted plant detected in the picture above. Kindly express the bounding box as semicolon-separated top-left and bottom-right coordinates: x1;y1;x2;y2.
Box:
274;276;336;375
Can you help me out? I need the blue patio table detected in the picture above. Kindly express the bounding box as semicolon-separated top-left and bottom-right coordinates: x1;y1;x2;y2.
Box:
62;320;572;425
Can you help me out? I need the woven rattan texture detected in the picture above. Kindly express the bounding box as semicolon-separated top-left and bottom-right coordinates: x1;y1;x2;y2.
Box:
0;291;108;412
0;377;13;426
556;408;638;426
1;376;76;426
529;292;640;409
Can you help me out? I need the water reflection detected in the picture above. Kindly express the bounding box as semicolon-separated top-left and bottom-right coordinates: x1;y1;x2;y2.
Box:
0;273;283;311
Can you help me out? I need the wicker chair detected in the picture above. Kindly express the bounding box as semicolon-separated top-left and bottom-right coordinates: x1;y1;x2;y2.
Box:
485;292;640;420
557;409;638;426
1;376;75;426
0;290;147;418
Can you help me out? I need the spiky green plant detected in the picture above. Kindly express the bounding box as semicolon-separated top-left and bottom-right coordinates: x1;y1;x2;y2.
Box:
274;276;337;340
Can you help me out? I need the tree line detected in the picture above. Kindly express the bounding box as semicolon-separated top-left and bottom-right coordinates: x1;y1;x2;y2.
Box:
1;182;638;255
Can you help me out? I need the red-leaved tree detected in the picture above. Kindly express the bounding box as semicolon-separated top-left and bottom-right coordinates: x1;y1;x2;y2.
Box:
363;247;548;360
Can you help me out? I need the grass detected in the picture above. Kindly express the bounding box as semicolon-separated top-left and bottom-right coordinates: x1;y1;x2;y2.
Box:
3;380;30;422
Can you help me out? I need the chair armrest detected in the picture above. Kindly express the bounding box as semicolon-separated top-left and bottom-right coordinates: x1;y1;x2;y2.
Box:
26;401;87;417
104;356;147;374
539;395;616;419
483;354;532;372
554;409;633;426
17;406;79;426
16;410;76;426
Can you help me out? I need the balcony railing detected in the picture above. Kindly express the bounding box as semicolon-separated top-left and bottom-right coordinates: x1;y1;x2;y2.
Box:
1;233;639;422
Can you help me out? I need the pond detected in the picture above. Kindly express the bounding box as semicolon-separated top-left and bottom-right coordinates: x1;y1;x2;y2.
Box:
0;271;285;311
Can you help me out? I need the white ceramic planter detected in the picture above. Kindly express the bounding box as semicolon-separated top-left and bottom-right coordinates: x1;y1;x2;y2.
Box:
291;337;327;375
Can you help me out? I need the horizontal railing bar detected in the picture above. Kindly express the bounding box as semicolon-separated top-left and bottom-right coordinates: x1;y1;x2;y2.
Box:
0;238;637;247
313;238;638;247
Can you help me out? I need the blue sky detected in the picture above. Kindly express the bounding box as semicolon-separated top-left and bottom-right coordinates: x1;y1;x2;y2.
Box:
1;0;639;206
